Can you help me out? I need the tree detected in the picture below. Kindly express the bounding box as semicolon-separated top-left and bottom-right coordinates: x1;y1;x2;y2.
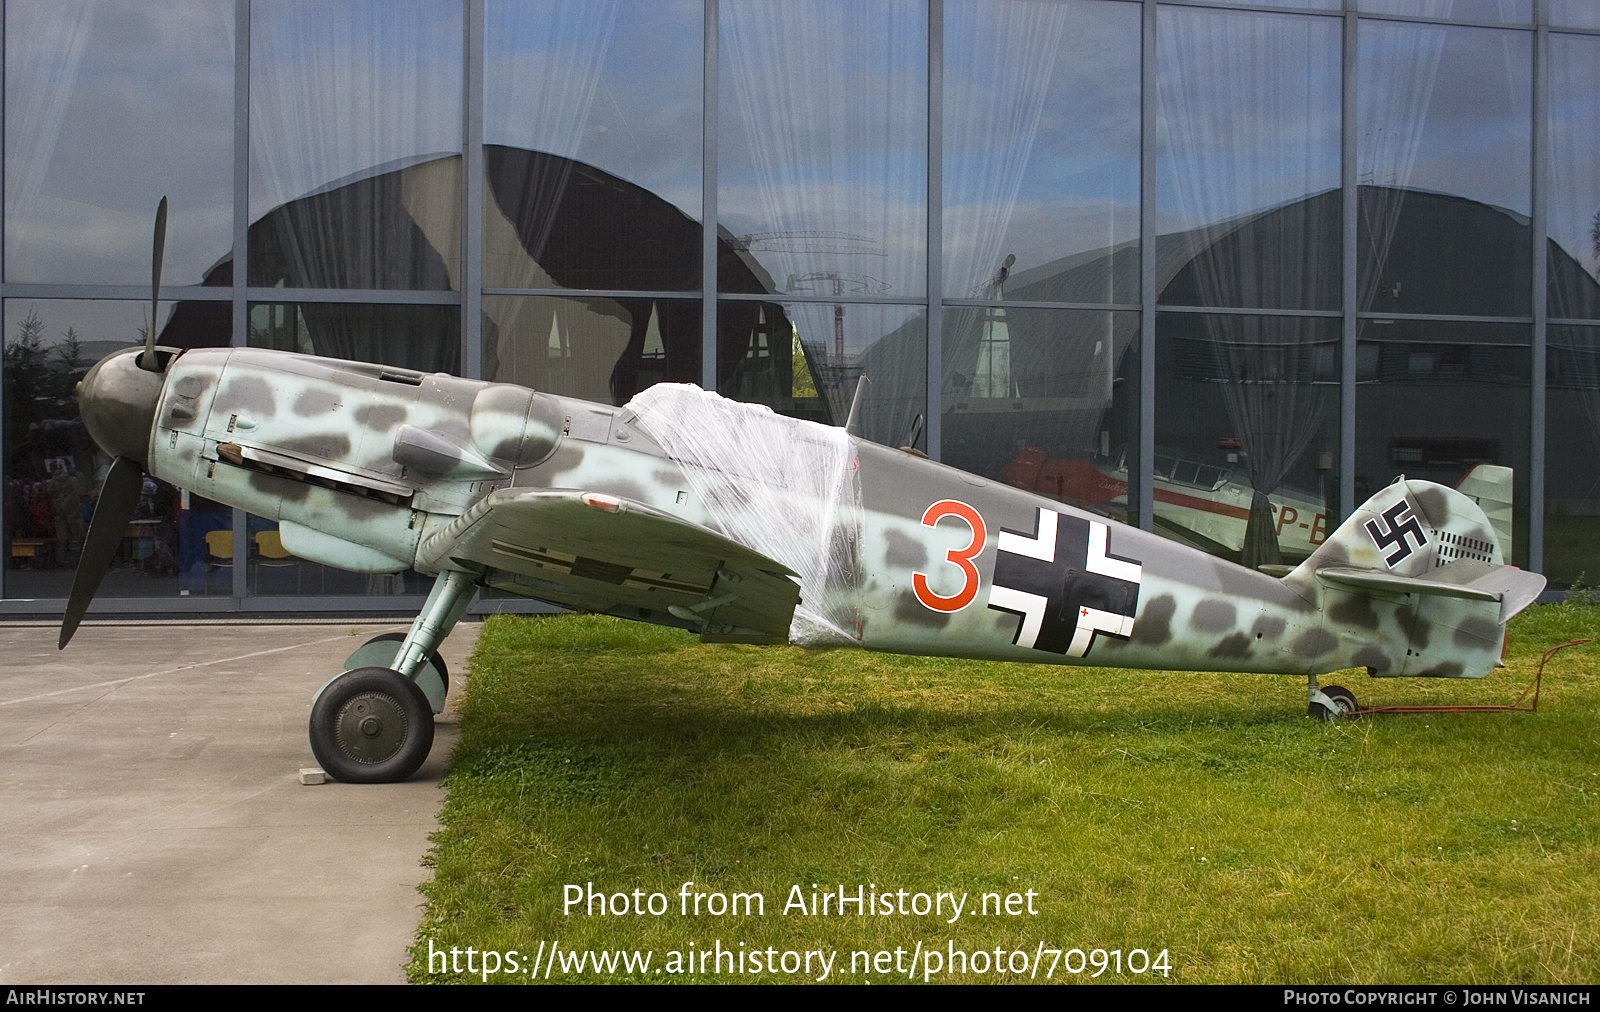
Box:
4;307;87;481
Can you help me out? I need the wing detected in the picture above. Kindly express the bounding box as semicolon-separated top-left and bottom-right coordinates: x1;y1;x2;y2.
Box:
417;488;800;642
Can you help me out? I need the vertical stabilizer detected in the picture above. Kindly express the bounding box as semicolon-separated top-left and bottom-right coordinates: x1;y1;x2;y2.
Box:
1282;476;1542;679
1290;476;1501;583
1456;464;1514;564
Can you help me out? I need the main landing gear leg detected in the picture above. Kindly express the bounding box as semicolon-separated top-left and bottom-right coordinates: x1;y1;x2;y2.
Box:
308;569;479;783
393;569;479;685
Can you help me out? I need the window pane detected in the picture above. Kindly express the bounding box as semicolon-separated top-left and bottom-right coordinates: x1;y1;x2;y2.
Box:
719;0;927;298
4;300;200;600
1549;33;1600;320
947;308;1138;525
1157;7;1341;311
1358;21;1531;315
943;0;1139;305
5;0;233;286
1547;326;1600;589
721;301;925;451
1551;1;1600;29
484;0;703;292
248;301;459;376
483;294;700;404
1359;0;1532;22
1357;319;1529;564
249;1;462;289
1155;313;1338;565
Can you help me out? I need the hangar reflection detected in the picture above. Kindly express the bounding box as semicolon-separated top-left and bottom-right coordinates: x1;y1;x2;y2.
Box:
10;162;1600;598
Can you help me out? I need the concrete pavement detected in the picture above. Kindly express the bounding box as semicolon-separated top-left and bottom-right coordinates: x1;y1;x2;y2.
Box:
0;620;478;984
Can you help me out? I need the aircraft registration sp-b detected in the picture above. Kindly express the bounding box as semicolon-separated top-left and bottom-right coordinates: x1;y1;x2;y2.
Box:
58;210;1545;783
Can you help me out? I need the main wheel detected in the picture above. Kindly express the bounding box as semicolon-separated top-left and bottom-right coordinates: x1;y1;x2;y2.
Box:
1309;684;1359;722
310;666;435;783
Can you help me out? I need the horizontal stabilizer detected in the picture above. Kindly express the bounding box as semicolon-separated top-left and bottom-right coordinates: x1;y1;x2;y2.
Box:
1316;560;1545;623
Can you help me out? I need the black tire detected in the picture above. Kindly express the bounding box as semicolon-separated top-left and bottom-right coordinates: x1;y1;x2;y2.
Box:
359;631;449;694
310;666;435;783
1309;684;1359;722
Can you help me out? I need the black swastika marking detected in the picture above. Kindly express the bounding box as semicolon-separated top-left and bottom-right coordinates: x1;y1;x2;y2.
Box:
1364;499;1428;567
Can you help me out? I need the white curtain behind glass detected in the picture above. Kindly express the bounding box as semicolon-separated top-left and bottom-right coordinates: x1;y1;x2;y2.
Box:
1157;7;1338;276
485;0;619;161
1549;34;1600;313
1157;8;1339;566
5;1;234;286
720;0;926;298
1356;12;1447;314
1548;39;1600;470
249;0;461;230
5;1;94;276
940;0;1068;407
483;0;618;267
941;0;1068;300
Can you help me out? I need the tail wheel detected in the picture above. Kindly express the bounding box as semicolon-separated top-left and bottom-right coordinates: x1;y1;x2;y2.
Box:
1310;684;1358;722
310;666;434;783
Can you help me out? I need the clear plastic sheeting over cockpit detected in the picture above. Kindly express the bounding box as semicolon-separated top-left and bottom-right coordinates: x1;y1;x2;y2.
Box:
625;383;863;647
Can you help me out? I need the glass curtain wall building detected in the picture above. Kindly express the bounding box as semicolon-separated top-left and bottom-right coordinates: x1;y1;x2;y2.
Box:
4;0;1599;616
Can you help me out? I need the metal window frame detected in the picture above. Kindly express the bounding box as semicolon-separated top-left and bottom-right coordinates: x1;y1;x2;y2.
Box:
0;0;1575;618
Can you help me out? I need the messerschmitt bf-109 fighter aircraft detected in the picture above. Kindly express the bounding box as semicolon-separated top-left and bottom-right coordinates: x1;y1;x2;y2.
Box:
59;205;1546;783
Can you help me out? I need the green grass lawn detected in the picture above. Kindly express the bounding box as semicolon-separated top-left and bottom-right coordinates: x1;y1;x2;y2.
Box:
409;602;1600;984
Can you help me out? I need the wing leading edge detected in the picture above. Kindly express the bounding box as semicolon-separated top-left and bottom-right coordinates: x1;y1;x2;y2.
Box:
417;488;800;642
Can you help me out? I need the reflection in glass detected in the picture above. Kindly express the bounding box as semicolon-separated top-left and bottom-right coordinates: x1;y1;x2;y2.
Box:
1549;34;1600;320
1358;20;1530;315
1357;187;1534;318
946;309;1137;520
248;302;459;376
1551;1;1600;29
1547;326;1600;589
483;295;700;405
1157;7;1340;311
719;0;927;297
5;0;233;285
3;300;201;600
1357;319;1529;563
721;302;925;451
244;510;427;596
942;0;1139;304
249;1;462;288
484;0;701;291
1156;313;1337;567
483;148;701;293
1359;0;1532;22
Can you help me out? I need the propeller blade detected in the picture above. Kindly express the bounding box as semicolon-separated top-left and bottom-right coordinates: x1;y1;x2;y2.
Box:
59;456;145;649
139;196;168;372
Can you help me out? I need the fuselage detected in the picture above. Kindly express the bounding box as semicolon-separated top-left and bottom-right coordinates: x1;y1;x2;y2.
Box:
133;346;1505;681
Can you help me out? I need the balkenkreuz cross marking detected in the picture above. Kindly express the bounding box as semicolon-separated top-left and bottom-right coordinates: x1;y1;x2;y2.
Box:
988;507;1142;657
